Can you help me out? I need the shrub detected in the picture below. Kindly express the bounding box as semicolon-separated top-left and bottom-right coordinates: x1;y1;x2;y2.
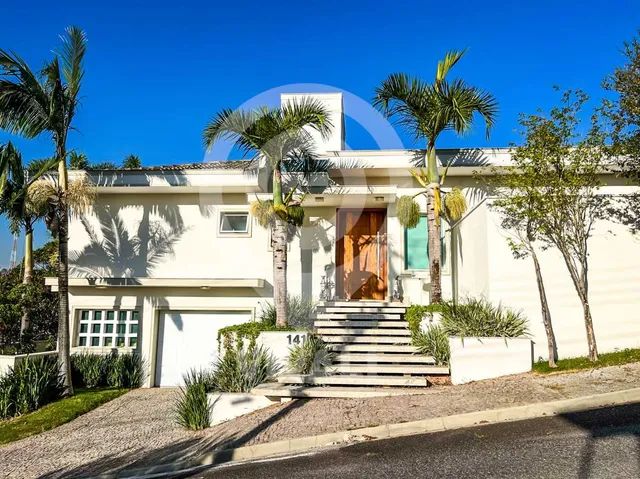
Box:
405;304;443;336
440;298;528;338
0;355;64;419
413;325;450;365
259;295;316;330
212;344;280;393
71;352;108;388
106;353;147;389
287;335;335;374
174;369;212;430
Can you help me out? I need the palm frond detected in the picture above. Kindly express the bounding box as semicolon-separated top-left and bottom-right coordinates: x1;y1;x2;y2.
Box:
202;108;262;153
435;49;466;84
250;199;275;227
67;175;96;215
58;26;87;101
280;97;333;140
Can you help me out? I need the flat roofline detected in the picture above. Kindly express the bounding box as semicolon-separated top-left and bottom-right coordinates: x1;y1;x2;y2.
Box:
45;277;265;291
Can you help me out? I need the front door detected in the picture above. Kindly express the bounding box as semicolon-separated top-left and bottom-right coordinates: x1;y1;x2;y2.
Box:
336;209;388;300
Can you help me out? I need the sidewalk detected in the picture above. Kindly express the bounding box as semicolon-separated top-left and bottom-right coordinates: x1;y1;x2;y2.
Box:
3;363;640;478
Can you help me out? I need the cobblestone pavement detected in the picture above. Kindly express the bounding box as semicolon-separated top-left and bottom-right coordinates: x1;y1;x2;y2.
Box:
3;363;640;478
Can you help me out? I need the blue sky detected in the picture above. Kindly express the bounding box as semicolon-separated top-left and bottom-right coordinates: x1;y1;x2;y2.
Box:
0;0;638;265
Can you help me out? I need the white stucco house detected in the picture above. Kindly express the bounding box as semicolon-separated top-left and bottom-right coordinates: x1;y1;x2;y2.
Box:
48;93;640;387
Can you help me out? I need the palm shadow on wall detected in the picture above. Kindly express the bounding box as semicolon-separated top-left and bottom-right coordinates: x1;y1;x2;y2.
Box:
69;203;187;278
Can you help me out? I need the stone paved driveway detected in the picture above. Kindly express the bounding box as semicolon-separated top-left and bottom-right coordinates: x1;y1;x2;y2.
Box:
3;363;640;478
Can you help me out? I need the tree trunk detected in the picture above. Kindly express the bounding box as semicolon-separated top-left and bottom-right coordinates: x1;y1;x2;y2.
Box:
57;204;73;394
20;225;34;336
427;184;442;303
425;144;442;303
57;146;73;394
530;248;557;367
272;167;288;328
558;248;599;362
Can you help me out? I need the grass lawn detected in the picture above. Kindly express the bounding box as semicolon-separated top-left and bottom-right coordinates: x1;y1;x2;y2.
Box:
0;388;127;445
533;348;640;374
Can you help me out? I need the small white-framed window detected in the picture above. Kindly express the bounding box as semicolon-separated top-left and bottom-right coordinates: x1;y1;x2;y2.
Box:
76;309;140;348
218;211;250;235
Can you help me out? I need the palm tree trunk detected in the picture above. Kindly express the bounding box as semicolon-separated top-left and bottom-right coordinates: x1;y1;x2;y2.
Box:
530;247;557;367
20;224;34;337
272;168;288;328
56;145;73;394
425;144;442;303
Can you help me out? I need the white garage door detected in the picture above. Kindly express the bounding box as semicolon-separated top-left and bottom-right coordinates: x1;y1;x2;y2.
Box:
155;310;251;387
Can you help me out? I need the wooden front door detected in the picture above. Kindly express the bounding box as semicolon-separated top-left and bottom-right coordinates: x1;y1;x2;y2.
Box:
336;209;388;300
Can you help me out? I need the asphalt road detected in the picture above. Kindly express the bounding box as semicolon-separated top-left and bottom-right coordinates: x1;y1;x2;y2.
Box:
191;402;640;478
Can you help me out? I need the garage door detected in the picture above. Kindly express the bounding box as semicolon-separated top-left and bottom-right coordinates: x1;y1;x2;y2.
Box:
155;310;251;387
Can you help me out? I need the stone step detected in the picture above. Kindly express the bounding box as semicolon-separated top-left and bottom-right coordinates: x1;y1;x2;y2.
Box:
321;335;412;344
314;320;408;328
317;328;411;337
334;353;435;363
276;374;428;387
317;301;407;309
329;344;418;353
314;313;404;320
252;383;431;399
320;307;407;314
328;364;449;375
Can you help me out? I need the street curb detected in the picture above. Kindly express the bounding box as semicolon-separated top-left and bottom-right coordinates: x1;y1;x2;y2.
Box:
111;386;640;478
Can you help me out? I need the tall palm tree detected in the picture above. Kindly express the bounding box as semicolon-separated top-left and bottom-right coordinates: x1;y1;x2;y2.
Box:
204;99;332;327
0;142;55;339
373;50;498;302
0;26;87;393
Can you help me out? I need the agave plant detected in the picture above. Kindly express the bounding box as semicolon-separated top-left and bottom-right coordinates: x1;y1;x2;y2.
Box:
212;344;280;393
287;335;335;374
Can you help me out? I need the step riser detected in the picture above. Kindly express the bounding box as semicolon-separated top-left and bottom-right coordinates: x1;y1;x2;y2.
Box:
320;307;406;314
317;301;407;308
315;313;404;320
330;344;418;353
315;321;408;328
277;375;428;387
321;336;412;344
328;365;449;375
334;354;435;363
317;328;411;336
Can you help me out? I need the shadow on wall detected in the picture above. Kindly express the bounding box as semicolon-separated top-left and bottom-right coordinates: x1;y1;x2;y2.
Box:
69;201;187;278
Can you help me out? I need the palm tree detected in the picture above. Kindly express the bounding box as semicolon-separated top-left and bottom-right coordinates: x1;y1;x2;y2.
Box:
373;50;498;303
0;26;87;393
0;142;56;339
123;154;141;169
203;99;332;327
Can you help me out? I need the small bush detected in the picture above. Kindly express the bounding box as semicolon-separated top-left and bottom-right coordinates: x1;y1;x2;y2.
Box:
413;325;450;365
212;344;280;393
0;355;64;419
174;369;212;430
405;304;444;336
71;352;108;388
287;335;335;374
440;298;528;338
259;295;316;330
106;353;147;389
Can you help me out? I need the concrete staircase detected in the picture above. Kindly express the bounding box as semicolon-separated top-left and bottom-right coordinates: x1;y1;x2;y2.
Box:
255;301;450;399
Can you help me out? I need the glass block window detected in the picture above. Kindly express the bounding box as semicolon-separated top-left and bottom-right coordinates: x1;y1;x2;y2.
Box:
404;216;447;271
77;309;140;349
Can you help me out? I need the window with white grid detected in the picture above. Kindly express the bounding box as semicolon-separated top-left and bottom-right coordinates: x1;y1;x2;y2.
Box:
77;309;140;348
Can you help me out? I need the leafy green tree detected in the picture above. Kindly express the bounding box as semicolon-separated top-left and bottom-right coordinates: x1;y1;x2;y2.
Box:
0;26;88;393
489;168;558;367
373;50;497;302
203;99;332;327
0;143;55;339
123;154;141;169
506;91;609;362
602;34;640;232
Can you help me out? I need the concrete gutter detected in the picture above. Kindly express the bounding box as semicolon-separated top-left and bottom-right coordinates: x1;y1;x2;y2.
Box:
106;387;640;478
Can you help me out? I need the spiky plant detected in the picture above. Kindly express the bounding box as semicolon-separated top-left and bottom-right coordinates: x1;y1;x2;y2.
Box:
174;369;212;430
204;99;332;327
413;325;450;366
374;50;497;302
287;335;335;374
